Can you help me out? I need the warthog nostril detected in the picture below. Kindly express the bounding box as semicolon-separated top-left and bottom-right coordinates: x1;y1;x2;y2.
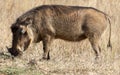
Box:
6;46;22;56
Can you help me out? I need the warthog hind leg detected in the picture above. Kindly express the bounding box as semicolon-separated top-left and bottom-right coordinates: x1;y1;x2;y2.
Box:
88;34;101;59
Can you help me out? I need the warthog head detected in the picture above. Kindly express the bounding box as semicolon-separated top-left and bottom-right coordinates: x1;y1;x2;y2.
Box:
7;17;34;56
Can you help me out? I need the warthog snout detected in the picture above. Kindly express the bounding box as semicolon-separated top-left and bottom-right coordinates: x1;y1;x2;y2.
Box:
6;46;22;56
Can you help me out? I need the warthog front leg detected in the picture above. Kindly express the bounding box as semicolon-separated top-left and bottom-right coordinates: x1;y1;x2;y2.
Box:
42;35;53;60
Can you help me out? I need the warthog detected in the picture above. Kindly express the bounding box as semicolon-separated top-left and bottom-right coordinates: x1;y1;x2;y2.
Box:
7;5;112;60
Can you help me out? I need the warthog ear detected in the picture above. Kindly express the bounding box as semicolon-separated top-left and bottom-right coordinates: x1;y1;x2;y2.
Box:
11;25;19;33
25;17;33;25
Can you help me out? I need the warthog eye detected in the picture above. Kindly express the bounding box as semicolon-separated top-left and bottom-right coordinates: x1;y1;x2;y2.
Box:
20;30;27;35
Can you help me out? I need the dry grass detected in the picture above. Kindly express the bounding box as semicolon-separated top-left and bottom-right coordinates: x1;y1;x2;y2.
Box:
0;0;120;75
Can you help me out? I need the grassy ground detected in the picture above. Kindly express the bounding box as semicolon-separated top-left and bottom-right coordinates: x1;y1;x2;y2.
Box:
0;0;120;75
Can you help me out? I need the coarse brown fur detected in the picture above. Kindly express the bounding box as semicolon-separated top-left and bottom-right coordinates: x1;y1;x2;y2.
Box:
8;5;112;60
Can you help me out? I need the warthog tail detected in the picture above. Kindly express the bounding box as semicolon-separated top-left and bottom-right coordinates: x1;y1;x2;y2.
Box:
105;15;112;50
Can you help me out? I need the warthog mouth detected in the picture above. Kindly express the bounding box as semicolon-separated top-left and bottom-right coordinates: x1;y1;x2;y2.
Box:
7;47;23;56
